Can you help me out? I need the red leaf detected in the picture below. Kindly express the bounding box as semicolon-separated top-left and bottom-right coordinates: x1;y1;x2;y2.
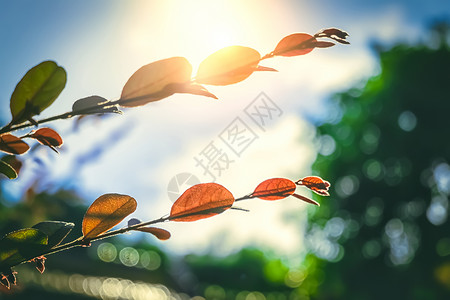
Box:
251;178;296;200
169;183;235;222
255;65;278;72
311;41;335;48
296;176;330;196
30;127;63;153
291;193;320;206
135;227;171;240
273;33;316;57
0;134;30;155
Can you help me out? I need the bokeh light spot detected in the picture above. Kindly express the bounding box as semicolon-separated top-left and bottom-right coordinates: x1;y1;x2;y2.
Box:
385;218;404;239
97;242;117;262
140;250;162;270
398;110;417;131
364;198;384;226
437;238;450;257
362;240;381;259
284;269;306;288
336;175;359;198
119;247;140;267
363;159;384;181
427;196;448;226
318;134;336;156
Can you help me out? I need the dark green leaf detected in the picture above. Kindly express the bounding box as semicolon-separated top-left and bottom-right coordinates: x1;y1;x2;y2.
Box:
10;61;66;124
72;96;121;115
0;229;48;270
0;160;17;179
32;221;74;249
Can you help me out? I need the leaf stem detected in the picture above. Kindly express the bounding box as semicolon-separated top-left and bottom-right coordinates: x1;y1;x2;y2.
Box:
2;215;170;272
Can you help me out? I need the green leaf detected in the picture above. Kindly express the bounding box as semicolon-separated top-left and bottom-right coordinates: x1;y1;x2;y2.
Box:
0;160;17;179
10;61;66;124
32;221;74;249
0;229;48;270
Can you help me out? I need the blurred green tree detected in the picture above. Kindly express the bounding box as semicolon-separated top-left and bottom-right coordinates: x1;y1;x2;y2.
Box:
308;26;450;299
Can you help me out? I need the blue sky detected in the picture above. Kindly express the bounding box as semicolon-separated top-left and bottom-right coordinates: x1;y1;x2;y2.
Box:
1;0;449;256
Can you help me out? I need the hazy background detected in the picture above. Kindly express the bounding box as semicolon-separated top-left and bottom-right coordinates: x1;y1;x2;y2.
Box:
1;1;449;299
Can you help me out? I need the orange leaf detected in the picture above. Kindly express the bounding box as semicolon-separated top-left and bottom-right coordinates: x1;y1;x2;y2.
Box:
82;194;137;239
291;193;320;206
0;134;30;155
296;176;330;196
251;178;296;200
120;57;192;107
255;65;278;72
165;82;218;99
135;227;171;240
169;183;234;222
30;127;63;153
196;46;261;86
273;33;316;57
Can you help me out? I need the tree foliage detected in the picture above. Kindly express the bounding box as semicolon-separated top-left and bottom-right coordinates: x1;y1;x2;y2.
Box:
307;39;450;299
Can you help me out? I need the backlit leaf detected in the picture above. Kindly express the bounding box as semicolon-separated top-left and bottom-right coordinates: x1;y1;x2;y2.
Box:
0;160;17;179
251;178;296;200
296;176;330;196
255;65;278;72
170;183;235;222
0;134;30;155
166;83;218;99
120;57;192;107
72;95;121;115
196;46;261;86
10;61;66;124
311;41;335;48
32;221;74;249
273;33;316;57
0;229;48;270
30;128;63;153
1;156;22;176
134;227;171;240
82;194;137;239
291;193;320;206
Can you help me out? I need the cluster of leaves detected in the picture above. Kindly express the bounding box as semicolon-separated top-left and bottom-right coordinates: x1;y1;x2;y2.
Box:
0;28;348;179
0;176;329;289
0;28;347;290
